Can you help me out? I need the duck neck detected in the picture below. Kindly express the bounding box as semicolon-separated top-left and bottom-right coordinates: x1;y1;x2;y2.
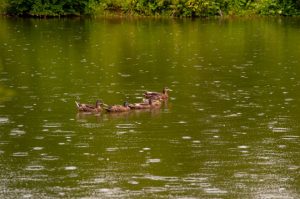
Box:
96;100;100;108
149;99;152;105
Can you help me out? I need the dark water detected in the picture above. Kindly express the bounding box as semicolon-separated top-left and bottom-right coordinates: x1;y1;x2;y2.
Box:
0;17;299;198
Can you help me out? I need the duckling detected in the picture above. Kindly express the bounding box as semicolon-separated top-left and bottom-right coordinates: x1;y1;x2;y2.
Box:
105;101;131;113
75;100;105;113
144;87;172;100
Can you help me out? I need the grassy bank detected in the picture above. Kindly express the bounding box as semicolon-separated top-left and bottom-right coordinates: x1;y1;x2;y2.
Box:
1;0;300;17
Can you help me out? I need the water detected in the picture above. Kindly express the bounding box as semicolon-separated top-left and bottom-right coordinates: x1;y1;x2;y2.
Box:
0;17;299;198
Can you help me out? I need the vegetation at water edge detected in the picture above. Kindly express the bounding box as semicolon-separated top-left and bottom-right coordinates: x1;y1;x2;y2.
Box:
1;0;300;17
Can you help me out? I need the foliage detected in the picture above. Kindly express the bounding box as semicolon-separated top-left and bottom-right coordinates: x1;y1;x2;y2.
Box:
4;0;99;16
0;0;8;13
252;0;300;15
1;0;300;17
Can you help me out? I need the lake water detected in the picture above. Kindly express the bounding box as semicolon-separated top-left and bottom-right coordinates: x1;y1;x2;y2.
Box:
0;16;299;198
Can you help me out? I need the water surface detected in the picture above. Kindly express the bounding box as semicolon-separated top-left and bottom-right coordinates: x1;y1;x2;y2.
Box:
0;17;299;198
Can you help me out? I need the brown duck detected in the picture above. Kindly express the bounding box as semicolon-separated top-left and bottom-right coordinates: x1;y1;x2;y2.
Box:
144;87;172;100
105;102;131;113
75;100;105;113
129;98;161;109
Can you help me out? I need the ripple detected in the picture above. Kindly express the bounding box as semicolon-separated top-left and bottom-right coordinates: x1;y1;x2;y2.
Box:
97;188;122;195
128;180;139;185
225;113;242;117
118;72;131;77
33;147;44;151
147;159;161;163
10;128;26;136
204;188;228;194
272;128;291;133
0;117;9;124
234;172;249;178
41;155;59;161
43;123;62;128
75;143;89;148
182;136;192;140
81;123;102;128
142;175;178;182
116;123;136;129
115;131;127;135
281;135;299;140
238;145;249;149
65;166;77;171
183;177;207;182
25;165;45;171
12;152;28;157
284;98;294;102
288;165;299;170
23;194;33;198
106;147;118;152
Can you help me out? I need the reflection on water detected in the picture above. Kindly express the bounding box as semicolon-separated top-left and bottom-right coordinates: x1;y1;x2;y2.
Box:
0;17;299;198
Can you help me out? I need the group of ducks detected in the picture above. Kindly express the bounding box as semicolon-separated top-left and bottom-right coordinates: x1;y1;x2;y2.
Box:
75;87;171;113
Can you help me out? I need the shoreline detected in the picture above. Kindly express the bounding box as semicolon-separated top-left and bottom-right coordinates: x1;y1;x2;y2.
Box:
1;12;300;19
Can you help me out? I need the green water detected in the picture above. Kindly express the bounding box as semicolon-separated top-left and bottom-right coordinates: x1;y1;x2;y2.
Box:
0;17;299;198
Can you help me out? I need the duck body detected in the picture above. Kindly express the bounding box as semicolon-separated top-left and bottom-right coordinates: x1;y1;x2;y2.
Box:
129;99;161;109
75;100;103;113
105;102;131;113
129;102;151;109
150;99;162;108
144;87;171;100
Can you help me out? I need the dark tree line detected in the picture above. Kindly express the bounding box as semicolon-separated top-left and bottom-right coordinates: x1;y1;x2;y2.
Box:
2;0;300;17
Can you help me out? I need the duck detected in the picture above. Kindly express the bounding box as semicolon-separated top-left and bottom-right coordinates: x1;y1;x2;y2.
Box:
105;101;131;113
75;99;106;113
129;98;161;109
144;87;172;100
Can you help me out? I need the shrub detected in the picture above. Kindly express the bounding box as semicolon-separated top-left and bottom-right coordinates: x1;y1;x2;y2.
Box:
2;0;300;17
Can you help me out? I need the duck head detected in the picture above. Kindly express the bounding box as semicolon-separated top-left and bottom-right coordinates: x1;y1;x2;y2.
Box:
163;87;172;94
95;100;103;108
